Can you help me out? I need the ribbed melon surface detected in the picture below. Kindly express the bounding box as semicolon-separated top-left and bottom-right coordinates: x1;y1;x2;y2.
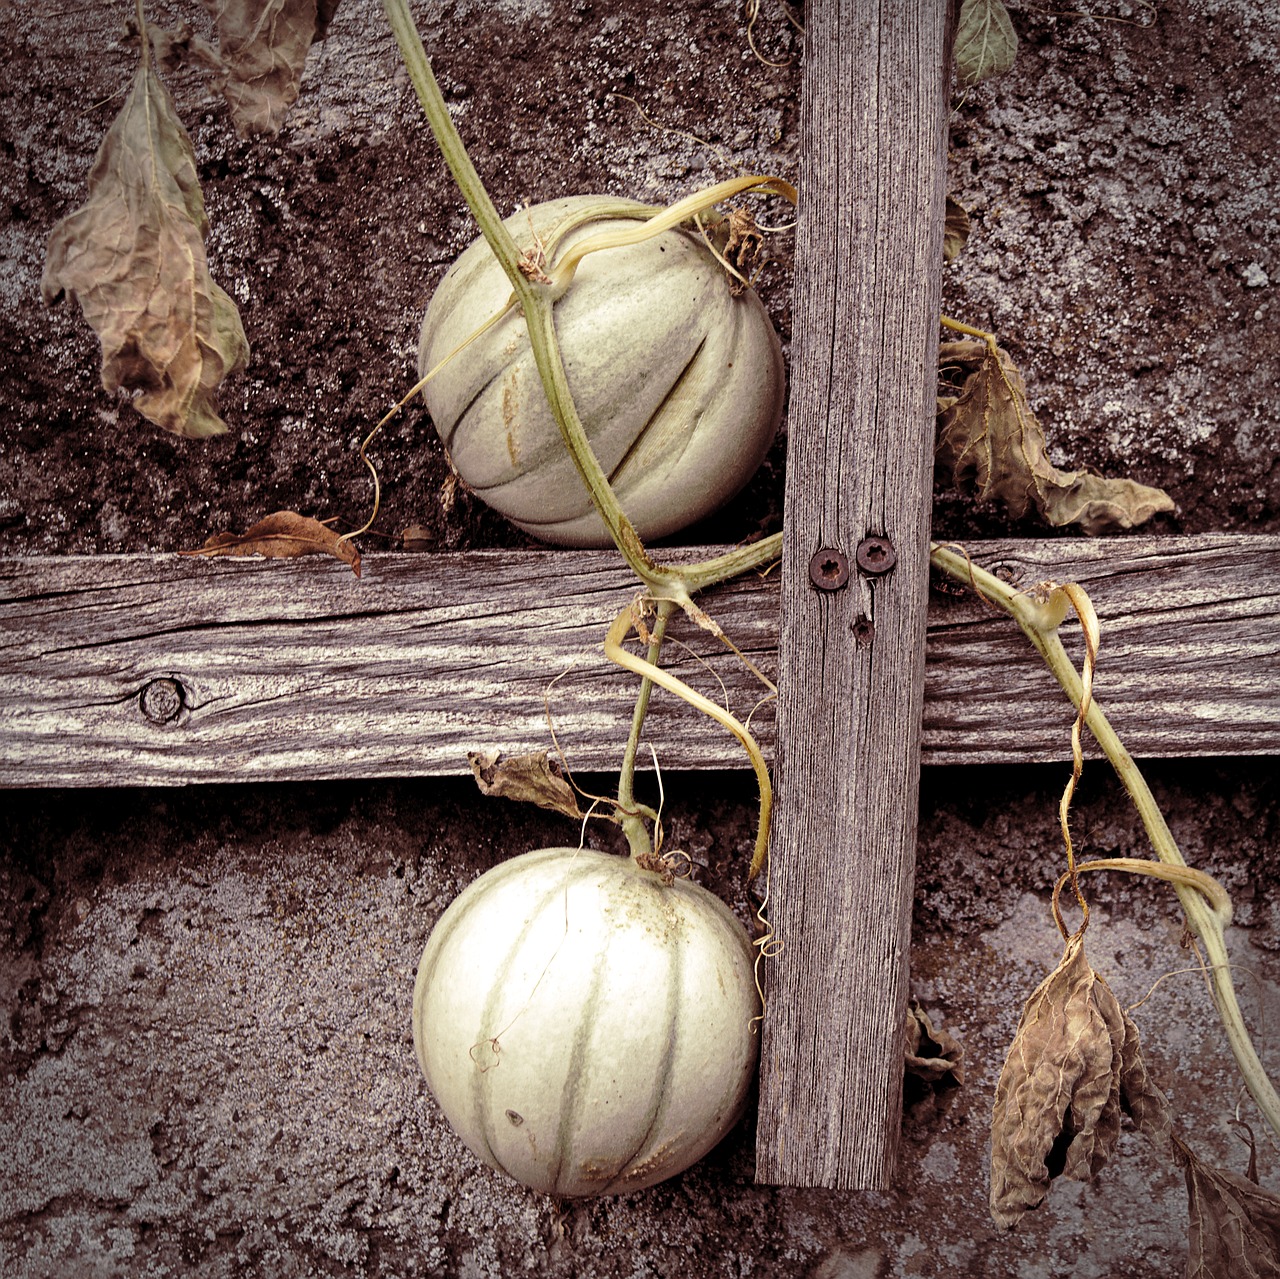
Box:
413;847;759;1196
417;195;784;548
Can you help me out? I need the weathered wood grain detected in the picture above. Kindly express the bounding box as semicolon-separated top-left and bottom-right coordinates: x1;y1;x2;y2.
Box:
755;2;952;1189
2;536;1277;790
0;547;773;789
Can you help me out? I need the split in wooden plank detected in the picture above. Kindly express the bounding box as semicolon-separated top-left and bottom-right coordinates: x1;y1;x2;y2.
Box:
1;535;1277;790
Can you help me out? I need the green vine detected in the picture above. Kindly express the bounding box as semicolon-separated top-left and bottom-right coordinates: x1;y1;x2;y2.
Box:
382;0;781;878
929;542;1280;1141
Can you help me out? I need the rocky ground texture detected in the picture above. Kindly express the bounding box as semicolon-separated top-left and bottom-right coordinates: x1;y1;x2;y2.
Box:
2;0;1278;1275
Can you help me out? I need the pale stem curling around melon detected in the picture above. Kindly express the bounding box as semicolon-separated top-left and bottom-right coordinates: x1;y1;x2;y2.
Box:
419;195;786;548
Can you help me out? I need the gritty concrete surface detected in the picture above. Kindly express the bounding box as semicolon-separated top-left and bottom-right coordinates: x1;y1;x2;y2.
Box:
2;764;1278;1278
2;0;1279;1275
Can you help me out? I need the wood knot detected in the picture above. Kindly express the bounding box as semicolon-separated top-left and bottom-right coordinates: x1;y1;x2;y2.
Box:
139;678;185;725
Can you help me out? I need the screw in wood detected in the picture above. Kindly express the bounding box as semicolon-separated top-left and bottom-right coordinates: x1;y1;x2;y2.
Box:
809;547;850;590
139;677;185;725
855;536;897;576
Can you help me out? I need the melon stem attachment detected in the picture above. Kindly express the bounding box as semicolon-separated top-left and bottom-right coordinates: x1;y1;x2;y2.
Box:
383;0;789;605
615;601;674;862
605;605;771;883
929;541;1280;1141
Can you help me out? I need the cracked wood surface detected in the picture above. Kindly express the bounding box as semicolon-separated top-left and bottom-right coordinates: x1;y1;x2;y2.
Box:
0;534;1276;789
755;0;953;1190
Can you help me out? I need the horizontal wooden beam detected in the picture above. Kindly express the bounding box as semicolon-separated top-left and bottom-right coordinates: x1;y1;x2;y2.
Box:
1;534;1276;788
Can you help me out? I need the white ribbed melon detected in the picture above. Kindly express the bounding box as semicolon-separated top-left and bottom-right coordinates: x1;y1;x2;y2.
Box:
418;195;785;547
412;847;759;1196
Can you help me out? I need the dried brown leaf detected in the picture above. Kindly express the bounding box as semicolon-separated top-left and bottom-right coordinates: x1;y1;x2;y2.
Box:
200;0;332;137
990;932;1133;1228
943;197;971;264
1117;1005;1178;1156
468;751;584;822
904;999;965;1122
905;1000;965;1087
41;57;248;439
439;473;462;518
182;511;360;575
1176;1137;1280;1279
148;22;226;75
1116;989;1280;1277
936;340;1175;534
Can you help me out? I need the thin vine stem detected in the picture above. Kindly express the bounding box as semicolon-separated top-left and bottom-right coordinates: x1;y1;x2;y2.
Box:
382;0;789;604
615;601;674;861
605;606;772;883
929;541;1280;1140
1052;857;1233;929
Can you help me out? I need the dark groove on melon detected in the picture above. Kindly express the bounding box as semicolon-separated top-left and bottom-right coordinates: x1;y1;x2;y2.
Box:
549;886;615;1196
605;333;709;487
601;888;684;1193
471;855;599;1174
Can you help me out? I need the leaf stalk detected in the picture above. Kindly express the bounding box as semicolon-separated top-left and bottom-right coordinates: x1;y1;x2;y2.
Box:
929;541;1280;1140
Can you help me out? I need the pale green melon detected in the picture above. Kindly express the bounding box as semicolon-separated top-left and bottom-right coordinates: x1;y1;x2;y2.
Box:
418;195;785;547
413;846;760;1196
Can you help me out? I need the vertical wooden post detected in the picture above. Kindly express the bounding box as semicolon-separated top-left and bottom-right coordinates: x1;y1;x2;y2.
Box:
755;2;952;1189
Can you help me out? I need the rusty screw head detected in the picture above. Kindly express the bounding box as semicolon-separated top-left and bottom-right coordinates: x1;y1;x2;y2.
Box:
855;536;897;576
809;547;850;590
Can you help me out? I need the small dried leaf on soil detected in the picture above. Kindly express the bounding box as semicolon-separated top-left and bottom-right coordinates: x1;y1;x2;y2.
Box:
41;58;248;439
182;511;360;575
199;0;335;137
954;0;1018;86
905;1000;965;1087
943;197;971;264
936;339;1175;534
990;931;1136;1228
1177;1137;1280;1279
468;751;584;822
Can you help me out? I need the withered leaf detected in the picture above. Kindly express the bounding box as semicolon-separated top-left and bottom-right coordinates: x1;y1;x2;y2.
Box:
990;932;1134;1228
904;999;965;1121
1175;1137;1280;1279
182;511;360;575
943;197;972;265
954;0;1018;87
1117;980;1280;1278
200;0;332;137
937;340;1175;535
41;57;248;439
468;751;584;822
905;1000;965;1087
148;22;226;76
1117;1004;1177;1156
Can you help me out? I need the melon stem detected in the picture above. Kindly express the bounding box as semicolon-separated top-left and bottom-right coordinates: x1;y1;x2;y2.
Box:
615;602;674;862
382;0;790;603
929;540;1280;1142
